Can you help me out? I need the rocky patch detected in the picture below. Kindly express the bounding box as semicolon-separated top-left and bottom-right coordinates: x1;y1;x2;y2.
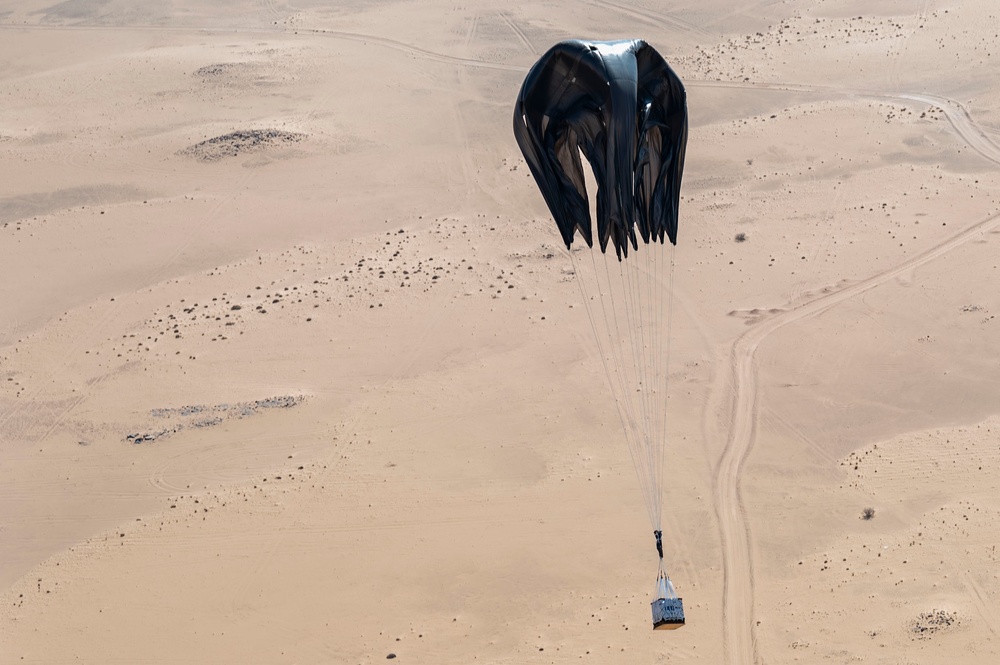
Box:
178;129;305;162
127;395;305;443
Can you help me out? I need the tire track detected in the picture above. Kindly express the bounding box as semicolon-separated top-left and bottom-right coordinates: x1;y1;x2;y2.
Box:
691;79;1000;166
584;0;716;41
713;94;1000;663
700;0;784;31
302;28;523;72
0;23;521;72
895;92;999;163
463;11;479;49
262;0;282;22
499;11;535;55
959;566;1000;638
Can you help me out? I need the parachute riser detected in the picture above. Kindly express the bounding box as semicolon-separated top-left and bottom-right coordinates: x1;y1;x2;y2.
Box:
652;560;685;629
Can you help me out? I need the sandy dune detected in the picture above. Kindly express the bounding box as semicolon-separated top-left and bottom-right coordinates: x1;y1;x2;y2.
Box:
2;0;1000;663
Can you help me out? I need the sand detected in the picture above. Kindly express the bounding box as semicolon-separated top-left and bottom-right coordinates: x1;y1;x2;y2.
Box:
2;0;1000;663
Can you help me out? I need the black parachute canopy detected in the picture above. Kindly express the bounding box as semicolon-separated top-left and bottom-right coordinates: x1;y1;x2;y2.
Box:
513;39;688;258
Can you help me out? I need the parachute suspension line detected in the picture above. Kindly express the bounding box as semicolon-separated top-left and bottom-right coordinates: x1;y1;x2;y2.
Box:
615;253;659;526
638;241;676;571
605;249;661;525
646;243;662;531
610;249;660;527
566;237;678;537
646;244;661;532
618;250;658;531
651;244;664;533
617;239;678;537
648;243;664;531
648;242;670;533
647;242;677;541
659;248;677;538
568;249;658;523
642;243;666;531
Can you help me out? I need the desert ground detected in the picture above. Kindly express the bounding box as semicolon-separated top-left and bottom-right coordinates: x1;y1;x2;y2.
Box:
2;0;1000;663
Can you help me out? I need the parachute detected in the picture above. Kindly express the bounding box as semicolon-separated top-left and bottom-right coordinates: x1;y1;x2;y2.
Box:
513;39;688;629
